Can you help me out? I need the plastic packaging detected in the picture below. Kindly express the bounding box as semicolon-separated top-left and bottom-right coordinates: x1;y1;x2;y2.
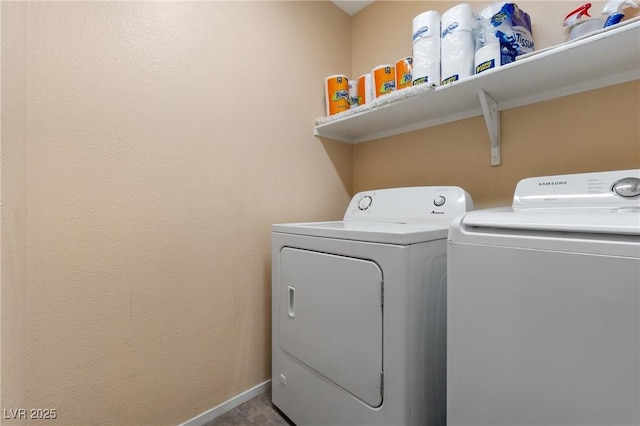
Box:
412;10;441;86
348;79;357;109
473;10;500;74
602;0;638;27
475;2;534;73
441;3;475;84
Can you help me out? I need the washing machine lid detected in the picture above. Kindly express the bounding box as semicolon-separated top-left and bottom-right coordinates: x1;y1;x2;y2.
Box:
273;221;449;245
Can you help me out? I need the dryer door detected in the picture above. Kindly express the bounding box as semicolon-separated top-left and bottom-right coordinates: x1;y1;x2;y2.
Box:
279;247;383;407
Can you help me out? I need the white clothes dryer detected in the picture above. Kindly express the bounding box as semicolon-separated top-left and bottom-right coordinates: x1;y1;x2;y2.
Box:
272;186;473;426
447;169;640;426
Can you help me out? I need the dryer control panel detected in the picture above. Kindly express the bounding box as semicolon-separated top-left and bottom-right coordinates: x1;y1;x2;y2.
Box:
513;169;640;209
344;186;474;225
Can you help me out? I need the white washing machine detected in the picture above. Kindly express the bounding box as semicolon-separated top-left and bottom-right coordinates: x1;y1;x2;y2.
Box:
271;186;473;426
447;169;640;426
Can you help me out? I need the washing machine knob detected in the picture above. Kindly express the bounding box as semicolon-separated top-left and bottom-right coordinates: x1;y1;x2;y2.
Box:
612;177;640;198
358;195;373;210
433;196;446;207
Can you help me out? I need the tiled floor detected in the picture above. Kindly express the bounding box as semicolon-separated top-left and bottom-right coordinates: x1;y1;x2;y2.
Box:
205;388;293;426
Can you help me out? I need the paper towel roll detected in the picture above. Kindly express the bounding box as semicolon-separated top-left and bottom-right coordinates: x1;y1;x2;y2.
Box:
357;73;373;106
412;37;440;86
395;57;413;90
349;79;357;109
474;43;500;74
372;64;396;98
412;10;440;42
324;74;350;116
441;3;474;84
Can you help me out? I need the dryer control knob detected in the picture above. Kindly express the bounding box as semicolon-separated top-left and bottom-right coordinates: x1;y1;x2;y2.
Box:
612;177;640;198
358;195;373;210
433;196;446;207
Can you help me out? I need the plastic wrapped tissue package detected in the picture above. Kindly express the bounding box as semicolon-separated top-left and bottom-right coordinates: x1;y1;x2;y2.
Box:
474;3;534;74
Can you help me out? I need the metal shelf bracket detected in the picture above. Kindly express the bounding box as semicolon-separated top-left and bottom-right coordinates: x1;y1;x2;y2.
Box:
478;89;500;166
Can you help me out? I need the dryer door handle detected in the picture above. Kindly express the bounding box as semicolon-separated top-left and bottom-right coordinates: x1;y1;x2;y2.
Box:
287;286;295;319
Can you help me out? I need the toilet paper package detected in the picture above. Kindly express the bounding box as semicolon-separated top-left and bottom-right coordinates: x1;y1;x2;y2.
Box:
357;73;373;106
476;2;533;68
372;64;396;98
441;3;475;84
413;9;441;41
413;38;441;85
412;10;441;86
324;74;350;116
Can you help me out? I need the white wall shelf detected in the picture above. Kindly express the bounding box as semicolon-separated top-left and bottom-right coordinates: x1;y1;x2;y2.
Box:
314;20;640;165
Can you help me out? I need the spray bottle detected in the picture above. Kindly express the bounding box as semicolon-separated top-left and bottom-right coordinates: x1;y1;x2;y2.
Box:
602;0;638;27
563;2;593;27
563;3;606;39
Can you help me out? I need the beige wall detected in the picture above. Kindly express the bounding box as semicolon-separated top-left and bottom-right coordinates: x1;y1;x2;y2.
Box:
1;0;29;416
1;2;351;425
351;1;640;207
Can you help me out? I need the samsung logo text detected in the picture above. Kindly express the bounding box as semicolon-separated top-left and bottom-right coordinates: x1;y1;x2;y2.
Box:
538;181;567;186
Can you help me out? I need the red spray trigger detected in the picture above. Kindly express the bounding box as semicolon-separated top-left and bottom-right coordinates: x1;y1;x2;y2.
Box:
563;3;593;26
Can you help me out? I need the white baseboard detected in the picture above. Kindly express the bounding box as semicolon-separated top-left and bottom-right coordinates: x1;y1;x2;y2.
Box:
178;380;272;426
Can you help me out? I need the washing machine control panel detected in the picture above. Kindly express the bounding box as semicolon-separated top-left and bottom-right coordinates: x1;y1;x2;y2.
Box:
513;169;640;209
345;186;473;225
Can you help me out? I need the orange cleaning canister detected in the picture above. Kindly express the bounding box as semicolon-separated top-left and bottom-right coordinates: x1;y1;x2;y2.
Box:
324;74;350;116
